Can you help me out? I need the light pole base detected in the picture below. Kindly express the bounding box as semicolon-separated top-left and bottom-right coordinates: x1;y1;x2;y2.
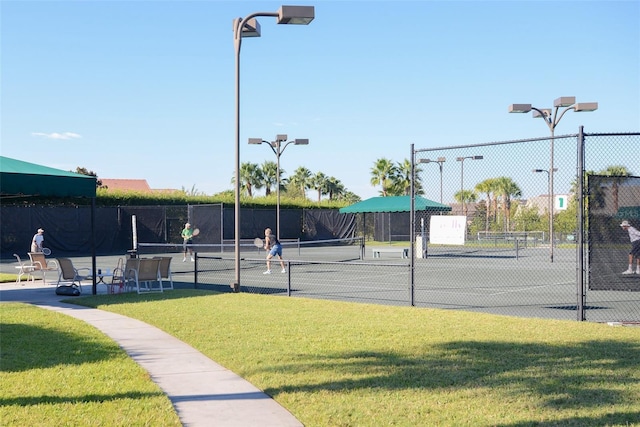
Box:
230;282;240;293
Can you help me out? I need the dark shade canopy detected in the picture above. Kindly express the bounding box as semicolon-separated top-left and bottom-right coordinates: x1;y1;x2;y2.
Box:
0;156;96;198
339;195;452;214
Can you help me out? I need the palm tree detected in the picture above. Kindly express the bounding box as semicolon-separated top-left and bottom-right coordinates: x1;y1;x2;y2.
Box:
326;176;345;200
260;161;279;196
311;172;329;202
494;176;522;231
289;166;312;198
237;162;263;197
370;158;397;196
392;159;423;196
600;165;632;212
454;189;477;216
475;178;497;233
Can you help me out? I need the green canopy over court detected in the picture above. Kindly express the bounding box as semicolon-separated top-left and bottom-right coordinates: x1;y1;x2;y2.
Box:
339;195;451;214
616;206;640;220
0;156;96;198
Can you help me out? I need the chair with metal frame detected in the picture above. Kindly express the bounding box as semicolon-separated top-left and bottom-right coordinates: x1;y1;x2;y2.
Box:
13;254;36;284
125;257;163;294
153;256;174;291
108;257;125;294
56;258;91;292
28;252;59;285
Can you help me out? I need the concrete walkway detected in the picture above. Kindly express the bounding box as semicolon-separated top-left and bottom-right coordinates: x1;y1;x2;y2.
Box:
0;281;302;427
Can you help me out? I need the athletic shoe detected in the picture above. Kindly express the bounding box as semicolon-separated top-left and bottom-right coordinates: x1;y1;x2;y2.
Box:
182;257;186;262
191;257;195;262
622;269;634;275
636;269;640;275
281;269;286;274
263;270;271;275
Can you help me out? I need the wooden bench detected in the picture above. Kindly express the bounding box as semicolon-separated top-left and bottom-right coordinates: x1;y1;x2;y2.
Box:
372;247;409;259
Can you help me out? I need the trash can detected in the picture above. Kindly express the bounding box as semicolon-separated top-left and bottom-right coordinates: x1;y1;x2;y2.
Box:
415;235;427;259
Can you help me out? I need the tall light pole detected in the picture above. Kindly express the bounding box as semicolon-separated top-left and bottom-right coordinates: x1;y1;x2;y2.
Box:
533;168;558;243
249;135;309;241
456;155;483;216
418;157;446;203
509;97;597;262
232;5;314;291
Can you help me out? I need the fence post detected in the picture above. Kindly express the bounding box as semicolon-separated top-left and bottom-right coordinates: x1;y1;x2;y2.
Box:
576;126;586;321
286;260;291;296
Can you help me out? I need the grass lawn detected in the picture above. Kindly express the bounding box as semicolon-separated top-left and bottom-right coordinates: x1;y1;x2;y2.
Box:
0;303;181;426
0;273;18;283
2;290;639;426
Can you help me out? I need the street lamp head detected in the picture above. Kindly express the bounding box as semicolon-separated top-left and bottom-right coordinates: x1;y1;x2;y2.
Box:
508;104;532;113
533;169;545;173
420;157;446;164
294;138;309;145
277;5;315;25
532;109;551;119
248;138;264;145
574;102;598;112
472;155;483;160
275;134;288;142
237;17;261;37
456;157;464;162
554;96;576;107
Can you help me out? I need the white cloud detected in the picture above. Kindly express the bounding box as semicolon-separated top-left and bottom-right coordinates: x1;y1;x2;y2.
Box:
32;132;82;140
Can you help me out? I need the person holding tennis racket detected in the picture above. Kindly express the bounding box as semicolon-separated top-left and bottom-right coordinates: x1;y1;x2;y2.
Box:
31;228;45;253
181;222;195;262
263;227;286;274
620;220;640;275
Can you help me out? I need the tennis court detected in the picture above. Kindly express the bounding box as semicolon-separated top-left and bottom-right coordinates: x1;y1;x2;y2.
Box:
3;238;638;323
164;240;639;322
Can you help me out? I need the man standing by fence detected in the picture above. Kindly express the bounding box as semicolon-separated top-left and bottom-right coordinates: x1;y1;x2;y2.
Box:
620;220;640;275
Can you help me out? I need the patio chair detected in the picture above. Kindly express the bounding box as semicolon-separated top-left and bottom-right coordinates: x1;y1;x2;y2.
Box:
125;257;163;294
153;256;174;290
13;253;36;284
56;258;91;292
28;252;59;284
108;257;125;294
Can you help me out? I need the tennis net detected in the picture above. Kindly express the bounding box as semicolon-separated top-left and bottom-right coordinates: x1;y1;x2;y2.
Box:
137;236;365;263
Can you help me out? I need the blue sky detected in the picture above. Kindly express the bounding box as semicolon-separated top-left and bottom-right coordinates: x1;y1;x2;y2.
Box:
2;0;639;201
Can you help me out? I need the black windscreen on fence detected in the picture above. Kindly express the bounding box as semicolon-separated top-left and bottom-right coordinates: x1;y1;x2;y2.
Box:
189;204;223;246
588;175;640;291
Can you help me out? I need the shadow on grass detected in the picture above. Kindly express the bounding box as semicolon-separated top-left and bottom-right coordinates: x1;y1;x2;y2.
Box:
65;288;226;308
495;411;640;427
0;391;164;406
262;340;639;423
1;322;123;372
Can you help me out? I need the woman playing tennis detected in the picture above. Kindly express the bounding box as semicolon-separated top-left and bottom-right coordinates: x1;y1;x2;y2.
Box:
263;228;286;274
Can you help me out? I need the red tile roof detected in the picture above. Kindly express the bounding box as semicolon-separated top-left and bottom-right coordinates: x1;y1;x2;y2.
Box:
101;179;152;193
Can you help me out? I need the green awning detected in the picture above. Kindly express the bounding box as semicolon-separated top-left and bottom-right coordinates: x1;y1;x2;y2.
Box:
339;195;451;213
616;206;640;219
0;156;96;198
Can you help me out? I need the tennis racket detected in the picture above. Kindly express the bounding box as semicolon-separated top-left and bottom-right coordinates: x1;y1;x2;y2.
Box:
42;248;52;256
254;237;264;248
192;228;200;237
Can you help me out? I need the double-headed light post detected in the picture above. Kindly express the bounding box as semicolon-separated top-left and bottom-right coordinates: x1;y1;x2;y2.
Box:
418;157;446;203
233;5;314;291
509;97;597;262
456;155;483;215
249;135;309;241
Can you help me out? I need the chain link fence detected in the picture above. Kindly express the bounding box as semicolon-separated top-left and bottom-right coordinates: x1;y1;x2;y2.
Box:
190;130;639;323
412;130;639;322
